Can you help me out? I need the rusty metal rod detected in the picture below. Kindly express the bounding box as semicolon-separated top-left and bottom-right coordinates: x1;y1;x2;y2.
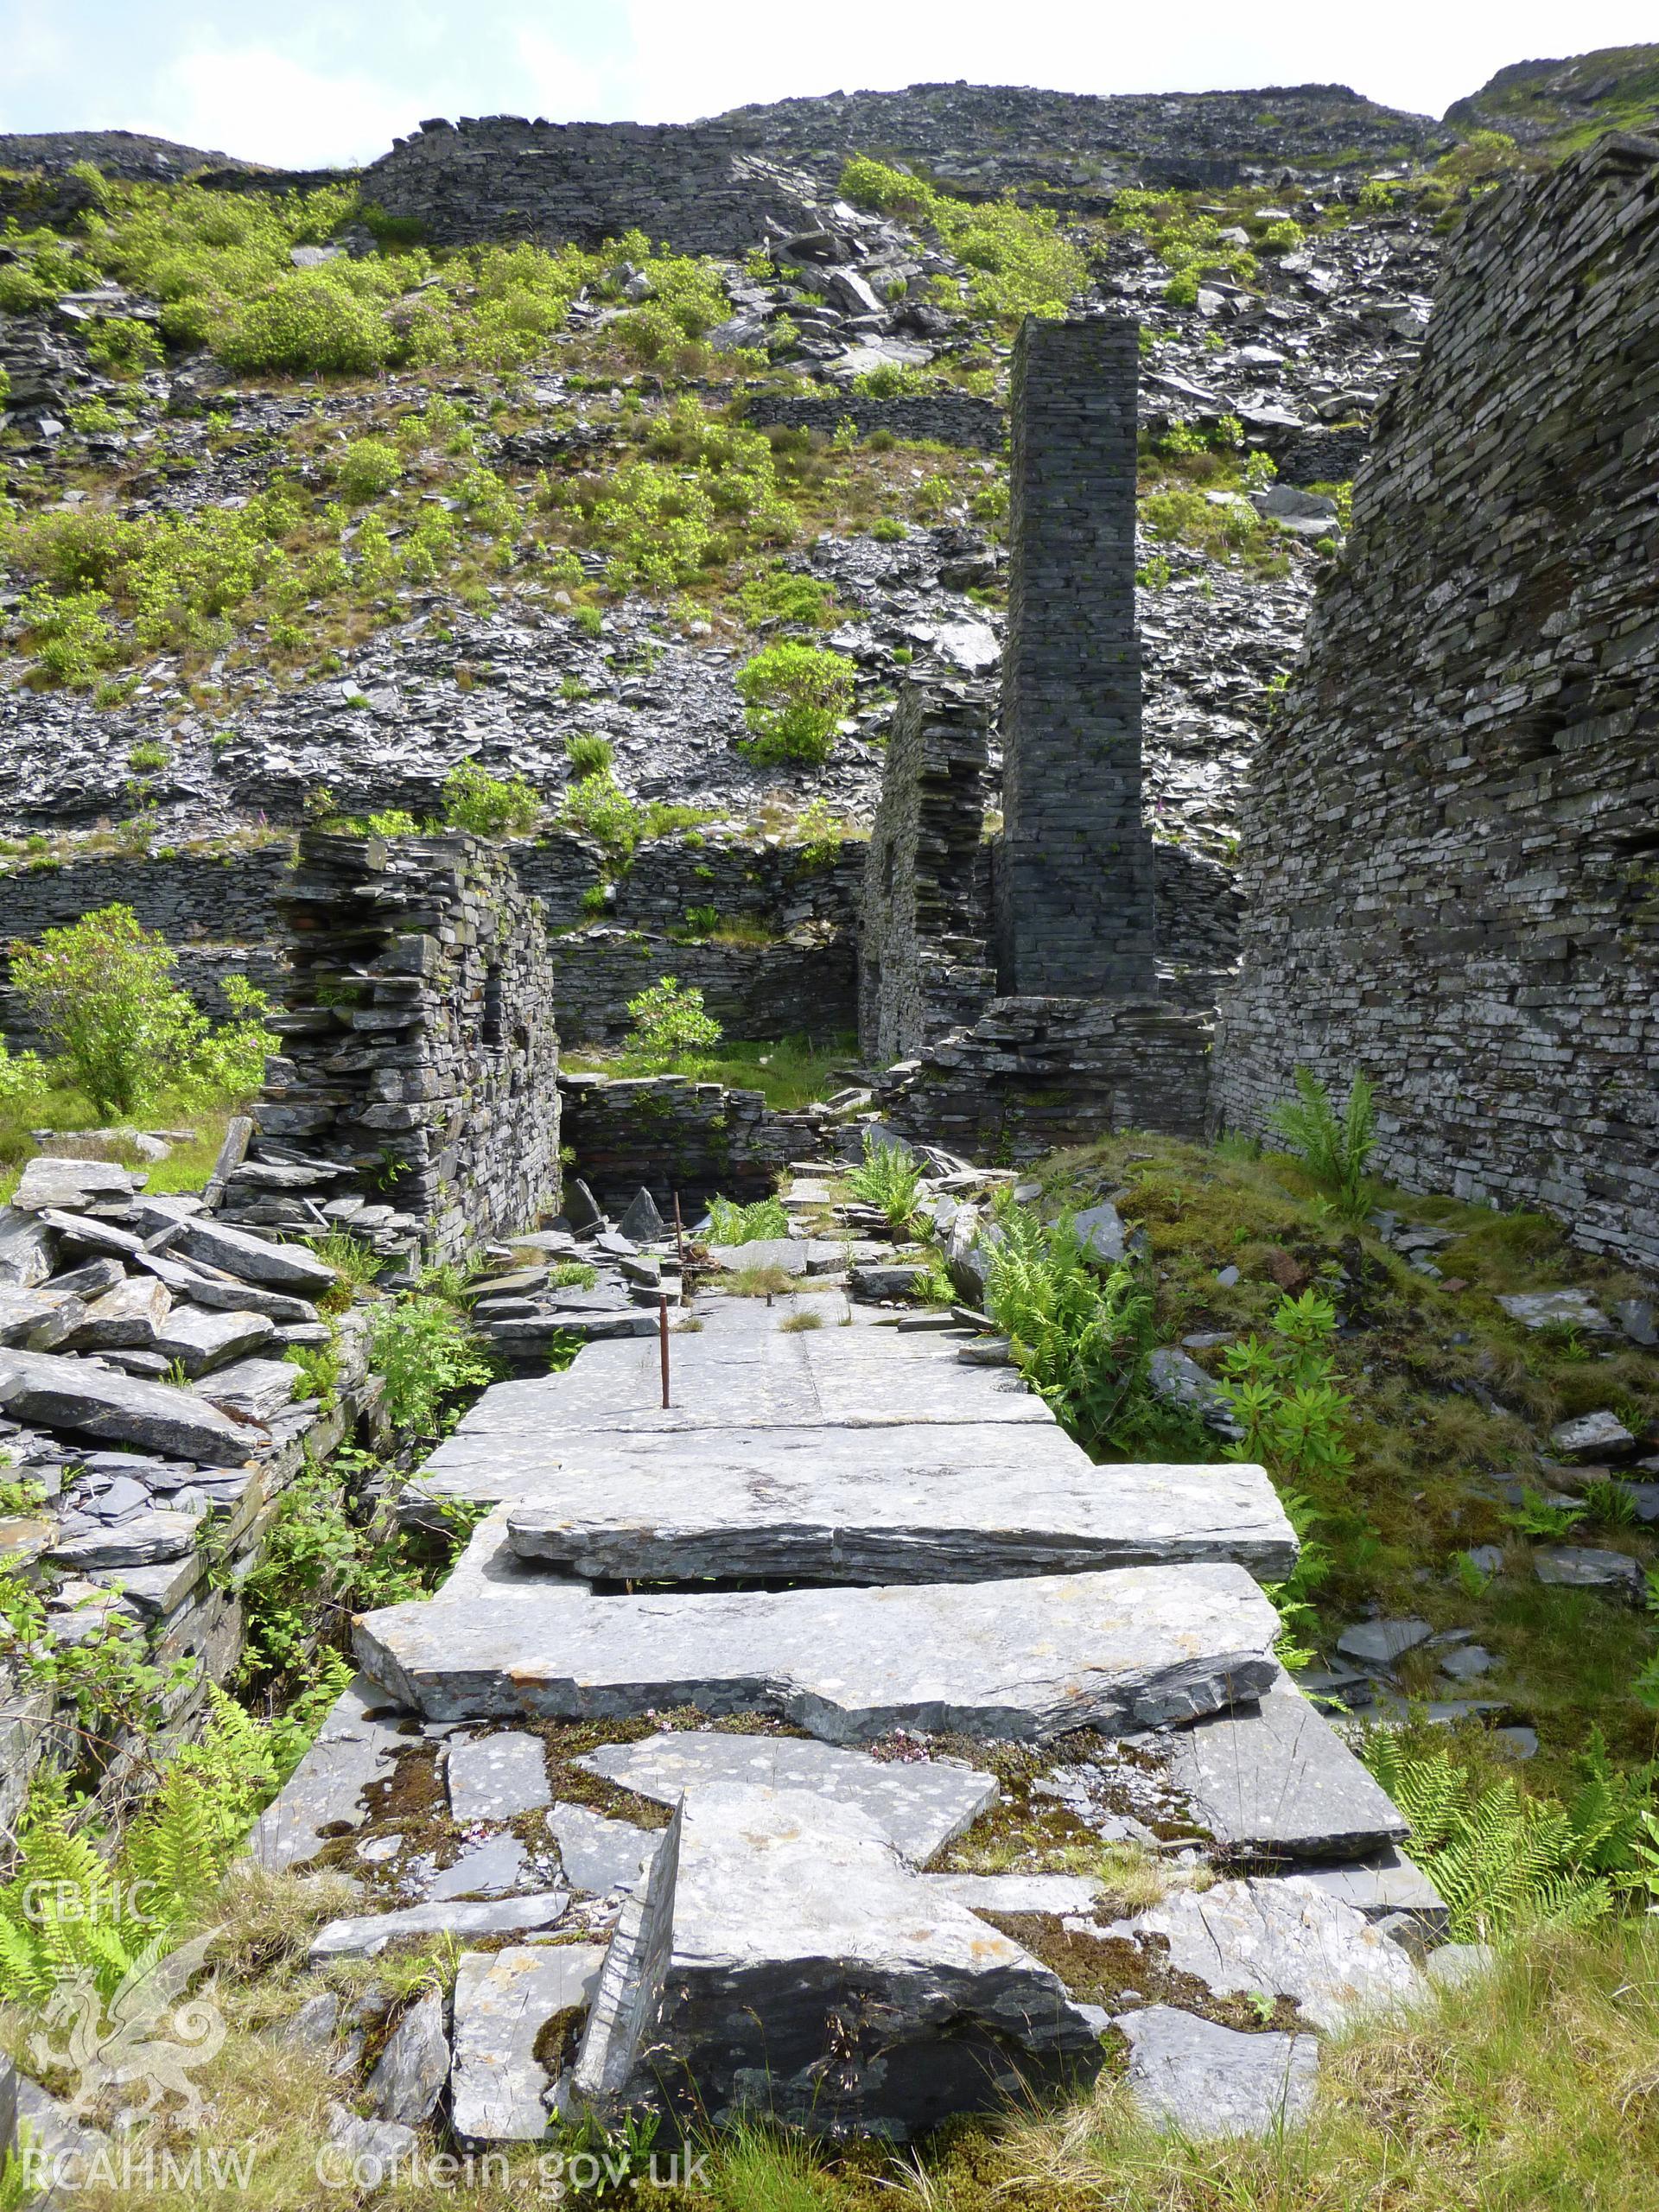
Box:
658;1292;671;1408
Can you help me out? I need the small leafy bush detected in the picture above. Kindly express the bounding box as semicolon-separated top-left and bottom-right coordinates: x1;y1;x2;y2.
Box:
625;976;722;1065
214;270;394;374
735;641;855;767
560;769;641;860
9;903;268;1116
332;435;402;502
1268;1065;1378;1221
442;760;540;838
1219;1289;1355;1486
368;1295;494;1436
86;315;165;378
563;733;614;778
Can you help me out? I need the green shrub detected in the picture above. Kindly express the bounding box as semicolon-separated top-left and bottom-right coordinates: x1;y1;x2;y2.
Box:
442;760;540;837
838;158;1084;318
1219;1289;1355;1487
85;316;165;378
10;904;228;1116
332;435;402;502
559;769;640;860
1268;1065;1378;1221
870;517;907;543
851;360;937;398
368;1295;494;1436
625;976;722;1065
214;271;393;375
17;586;119;688
735;641;855;767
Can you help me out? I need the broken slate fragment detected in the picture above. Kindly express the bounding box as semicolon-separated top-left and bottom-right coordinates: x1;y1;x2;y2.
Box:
1116;2005;1319;2141
12;1157;140;1214
1335;1618;1433;1669
1497;1291;1612;1335
1533;1546;1645;1598
365;1986;449;2126
446;1730;552;1821
1549;1410;1637;1462
1105;1874;1425;2031
450;1943;607;2143
546;1802;659;1895
308;1891;569;1963
580;1730;997;1866
0;1349;256;1466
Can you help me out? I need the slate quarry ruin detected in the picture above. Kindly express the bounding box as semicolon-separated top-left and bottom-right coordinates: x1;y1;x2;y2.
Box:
1214;134;1659;1273
862;318;1213;1158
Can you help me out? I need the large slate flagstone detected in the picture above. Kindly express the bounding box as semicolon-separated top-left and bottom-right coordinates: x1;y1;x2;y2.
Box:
353;1556;1281;1742
1162;1672;1409;1860
502;1430;1297;1583
580;1784;1101;2140
579;1730;998;1864
446;1730;552;1821
0;1348;257;1465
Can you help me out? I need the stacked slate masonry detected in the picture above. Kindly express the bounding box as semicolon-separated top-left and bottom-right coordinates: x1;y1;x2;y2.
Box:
868;318;1213;1157
225;830;562;1267
995;317;1156;997
1214;133;1659;1274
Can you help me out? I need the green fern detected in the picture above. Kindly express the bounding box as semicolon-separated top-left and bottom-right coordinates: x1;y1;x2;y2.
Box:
1359;1730;1658;1940
706;1193;790;1243
844;1131;925;1233
1267;1065;1378;1221
982;1205;1156;1454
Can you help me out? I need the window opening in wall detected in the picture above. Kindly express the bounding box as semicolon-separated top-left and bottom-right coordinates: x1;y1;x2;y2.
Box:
482;959;505;1050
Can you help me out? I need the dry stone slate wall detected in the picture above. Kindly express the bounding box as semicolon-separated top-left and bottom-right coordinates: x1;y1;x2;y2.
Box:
858;678;995;1064
1214;134;1659;1273
557;1073;820;1211
360;117;819;255
227;830;561;1266
995;316;1156;997
741;391;1006;452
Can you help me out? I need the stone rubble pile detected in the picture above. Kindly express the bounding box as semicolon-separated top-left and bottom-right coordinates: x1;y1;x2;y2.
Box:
0;1154;358;1821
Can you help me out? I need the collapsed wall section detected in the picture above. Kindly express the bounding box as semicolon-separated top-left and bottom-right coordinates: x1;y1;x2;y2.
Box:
229;830;561;1264
1213;133;1659;1272
858;678;995;1064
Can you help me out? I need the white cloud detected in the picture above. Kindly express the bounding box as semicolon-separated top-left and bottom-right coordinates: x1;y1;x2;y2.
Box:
512;25;605;121
134;48;417;168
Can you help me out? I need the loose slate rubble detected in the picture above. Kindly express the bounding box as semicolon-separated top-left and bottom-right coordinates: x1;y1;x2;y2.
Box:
579;1731;997;1863
594;1785;1101;2138
354;1558;1283;1740
1116;2005;1320;2140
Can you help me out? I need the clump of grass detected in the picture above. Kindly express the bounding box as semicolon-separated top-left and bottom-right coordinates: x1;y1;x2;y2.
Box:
779;1309;823;1332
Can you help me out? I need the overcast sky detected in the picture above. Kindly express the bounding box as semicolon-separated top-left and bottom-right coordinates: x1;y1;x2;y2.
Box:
3;1;1654;168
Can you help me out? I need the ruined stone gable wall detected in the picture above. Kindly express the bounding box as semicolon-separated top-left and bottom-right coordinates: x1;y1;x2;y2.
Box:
238;831;562;1265
361;118;813;255
1214;135;1659;1272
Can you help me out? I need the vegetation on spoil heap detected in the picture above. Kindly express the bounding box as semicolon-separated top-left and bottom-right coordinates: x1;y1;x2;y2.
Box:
735;639;856;768
838;156;1089;321
563;1030;850;1110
